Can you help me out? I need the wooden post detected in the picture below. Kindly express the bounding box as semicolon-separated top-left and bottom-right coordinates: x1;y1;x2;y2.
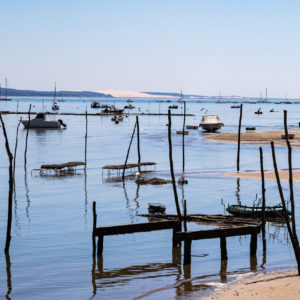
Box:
184;200;187;232
220;236;228;260
271;141;300;275
237;104;243;172
85;109;88;166
284;110;298;248
92;201;97;258
24;104;31;170
168;109;182;221
0;114;14;253
182;101;186;174
122;121;137;180
13;119;21;192
184;239;192;265
259;147;266;253
97;235;104;257
172;222;182;248
136;116;141;173
250;233;257;256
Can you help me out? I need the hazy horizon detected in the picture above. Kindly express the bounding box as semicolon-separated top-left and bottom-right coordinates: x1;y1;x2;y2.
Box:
1;1;300;98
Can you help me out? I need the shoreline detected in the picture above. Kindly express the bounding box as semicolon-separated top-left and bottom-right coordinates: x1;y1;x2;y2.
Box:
201;270;300;300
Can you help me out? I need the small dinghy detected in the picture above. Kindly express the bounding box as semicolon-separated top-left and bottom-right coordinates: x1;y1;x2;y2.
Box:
148;203;166;214
226;204;291;219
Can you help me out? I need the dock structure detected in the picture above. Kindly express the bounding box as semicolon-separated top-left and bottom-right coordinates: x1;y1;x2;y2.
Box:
102;162;156;177
92;201;181;258
174;225;261;265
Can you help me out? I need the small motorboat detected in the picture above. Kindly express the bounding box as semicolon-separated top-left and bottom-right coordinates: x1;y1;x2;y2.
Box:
176;130;189;135
226;204;291;219
199;115;224;132
127;98;133;102
148;203;166;214
269;108;275;112
52;102;60;110
231;105;241;109
21;112;67;129
255;108;263;114
245;127;256;131
91;100;100;108
124;104;135;109
102;106;124;114
169;105;178;109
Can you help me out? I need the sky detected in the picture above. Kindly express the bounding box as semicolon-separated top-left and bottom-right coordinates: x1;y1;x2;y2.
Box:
1;0;300;97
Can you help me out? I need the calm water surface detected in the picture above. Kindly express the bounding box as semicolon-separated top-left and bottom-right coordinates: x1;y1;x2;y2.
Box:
0;98;299;299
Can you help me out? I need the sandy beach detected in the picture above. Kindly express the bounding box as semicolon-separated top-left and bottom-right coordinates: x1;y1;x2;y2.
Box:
203;130;300;147
226;170;300;182
201;271;300;300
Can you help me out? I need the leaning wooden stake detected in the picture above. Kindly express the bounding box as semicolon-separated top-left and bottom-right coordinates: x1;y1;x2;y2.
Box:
92;201;97;258
13;119;21;191
259;147;266;253
237;104;243;172
136;116;141;173
0;114;14;253
24;104;31;169
271;141;300;275
122;121;137;180
85;109;88;166
168;109;182;222
283;110;298;247
182;101;186;174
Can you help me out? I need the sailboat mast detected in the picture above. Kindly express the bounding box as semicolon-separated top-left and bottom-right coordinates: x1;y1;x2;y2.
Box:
265;88;268;101
54;81;56;103
0;83;1;98
5;78;8;99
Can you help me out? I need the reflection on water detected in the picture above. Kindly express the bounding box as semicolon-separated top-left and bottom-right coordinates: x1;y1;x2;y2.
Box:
24;171;31;224
235;178;241;205
122;181;140;223
84;168;88;225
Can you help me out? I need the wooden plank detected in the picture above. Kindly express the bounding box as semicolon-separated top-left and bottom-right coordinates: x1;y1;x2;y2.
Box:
175;225;260;241
94;221;180;236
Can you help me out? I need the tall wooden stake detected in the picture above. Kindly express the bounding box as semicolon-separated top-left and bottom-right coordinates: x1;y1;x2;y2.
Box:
168;109;182;222
136;116;141;173
237;104;243;172
182;101;186;174
122;121;137;180
283;110;298;247
85;109;88;166
259;147;266;253
24;104;31;169
271;141;300;275
0;114;14;253
184;200;187;231
92;201;97;258
13;119;21;194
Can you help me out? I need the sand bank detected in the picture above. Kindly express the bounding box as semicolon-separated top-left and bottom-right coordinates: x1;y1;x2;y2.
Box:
203;130;300;146
226;170;300;182
201;271;300;300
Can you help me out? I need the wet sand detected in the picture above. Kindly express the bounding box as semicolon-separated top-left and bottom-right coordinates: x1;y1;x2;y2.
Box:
226;170;300;182
203;130;300;146
201;271;300;300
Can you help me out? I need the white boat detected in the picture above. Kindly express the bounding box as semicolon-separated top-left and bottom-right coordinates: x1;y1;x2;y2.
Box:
52;82;60;110
21;112;67;129
200;115;224;132
177;90;184;103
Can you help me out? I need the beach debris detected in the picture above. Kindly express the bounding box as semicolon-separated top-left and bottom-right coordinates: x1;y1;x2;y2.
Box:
186;125;198;129
178;176;188;185
176;130;188;135
281;134;295;140
245;126;256;131
148;203;166;214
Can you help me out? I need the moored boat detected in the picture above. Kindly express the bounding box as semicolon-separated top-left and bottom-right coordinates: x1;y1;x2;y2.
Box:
21;112;67;129
226;204;291;218
199;115;224;132
91;100;100;108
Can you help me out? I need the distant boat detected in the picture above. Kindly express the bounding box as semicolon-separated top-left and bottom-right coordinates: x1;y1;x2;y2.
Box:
168;105;178;109
21;112;67;129
177;90;184;103
226;204;290;219
254;108;263;114
124;104;135;109
127;98;133;102
91;100;100;108
199;115;224;132
52;82;60;111
186;125;198;129
231;105;241;109
0;78;12;101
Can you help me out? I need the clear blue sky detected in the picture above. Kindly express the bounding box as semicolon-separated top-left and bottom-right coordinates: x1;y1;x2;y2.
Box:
1;0;300;97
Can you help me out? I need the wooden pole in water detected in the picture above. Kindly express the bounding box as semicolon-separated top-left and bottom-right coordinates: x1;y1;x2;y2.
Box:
237;104;243;172
182;101;186;174
184;199;187;231
85;109;88;166
259;147;266;253
122;121;137;180
24;104;31;169
0;114;14;253
136;116;141;173
168;109;182;222
283;110;298;246
92;201;97;258
271;141;300;275
13;119;21;193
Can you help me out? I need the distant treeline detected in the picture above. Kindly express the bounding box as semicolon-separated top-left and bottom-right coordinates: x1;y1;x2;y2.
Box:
0;88;113;98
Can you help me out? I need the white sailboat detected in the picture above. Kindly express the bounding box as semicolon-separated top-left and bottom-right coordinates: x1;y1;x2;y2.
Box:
52;82;60;110
177;90;184;103
0;78;12;101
